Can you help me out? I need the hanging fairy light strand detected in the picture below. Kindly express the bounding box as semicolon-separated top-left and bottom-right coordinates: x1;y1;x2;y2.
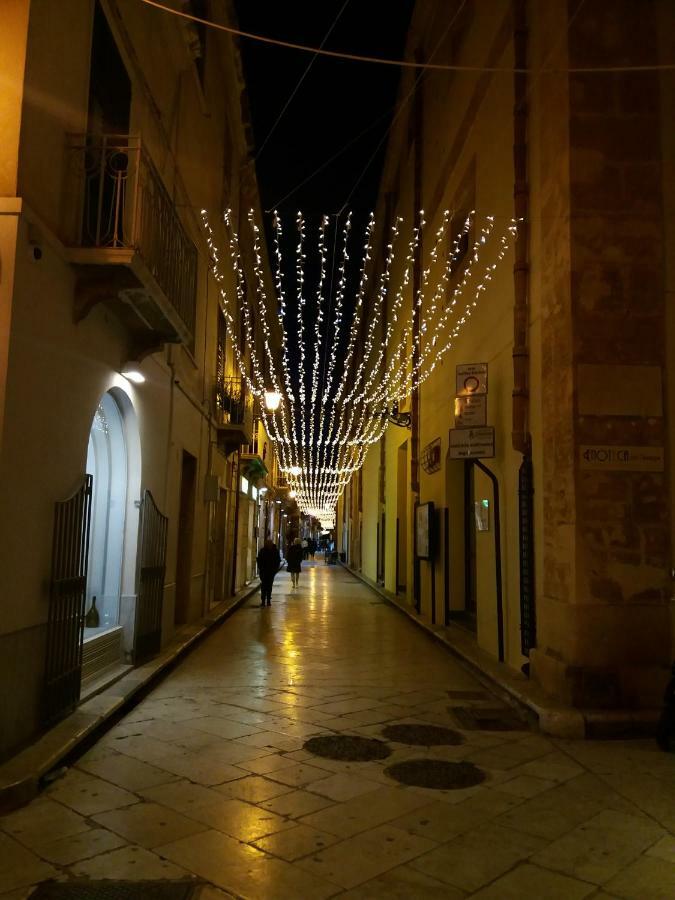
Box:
202;207;518;520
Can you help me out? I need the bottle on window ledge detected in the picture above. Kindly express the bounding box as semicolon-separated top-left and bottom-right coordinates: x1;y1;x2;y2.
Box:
85;595;100;628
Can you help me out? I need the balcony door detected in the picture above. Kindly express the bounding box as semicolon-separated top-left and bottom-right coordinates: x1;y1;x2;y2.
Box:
84;2;132;248
88;2;131;137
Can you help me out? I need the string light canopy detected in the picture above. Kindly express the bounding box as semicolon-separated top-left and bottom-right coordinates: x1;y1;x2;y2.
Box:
202;207;517;528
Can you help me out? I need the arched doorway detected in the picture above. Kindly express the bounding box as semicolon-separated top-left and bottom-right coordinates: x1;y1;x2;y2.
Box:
83;388;140;685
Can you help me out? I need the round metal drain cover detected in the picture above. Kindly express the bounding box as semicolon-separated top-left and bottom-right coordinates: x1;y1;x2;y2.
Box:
304;734;391;761
385;758;486;790
381;723;464;746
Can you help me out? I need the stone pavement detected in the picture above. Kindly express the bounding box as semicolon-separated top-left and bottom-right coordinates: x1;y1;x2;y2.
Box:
1;562;675;898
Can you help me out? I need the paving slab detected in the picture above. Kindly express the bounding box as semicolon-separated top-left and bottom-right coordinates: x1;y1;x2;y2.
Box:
1;563;674;898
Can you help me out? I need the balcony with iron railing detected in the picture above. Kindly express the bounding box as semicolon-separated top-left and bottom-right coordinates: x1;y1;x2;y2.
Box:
241;413;270;483
64;134;197;357
213;376;254;450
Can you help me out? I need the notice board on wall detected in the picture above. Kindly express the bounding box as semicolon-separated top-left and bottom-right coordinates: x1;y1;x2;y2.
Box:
415;501;435;560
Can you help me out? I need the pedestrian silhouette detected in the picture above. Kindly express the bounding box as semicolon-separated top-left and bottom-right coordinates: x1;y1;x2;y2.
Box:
257;538;280;607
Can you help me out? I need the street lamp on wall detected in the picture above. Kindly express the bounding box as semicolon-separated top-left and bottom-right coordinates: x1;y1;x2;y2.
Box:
382;402;411;429
121;368;145;384
264;390;282;412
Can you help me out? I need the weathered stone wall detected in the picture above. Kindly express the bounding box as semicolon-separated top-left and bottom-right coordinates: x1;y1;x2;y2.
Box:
533;0;670;708
531;0;577;695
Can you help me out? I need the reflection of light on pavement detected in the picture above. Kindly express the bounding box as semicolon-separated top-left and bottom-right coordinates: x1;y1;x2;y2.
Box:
282;628;300;686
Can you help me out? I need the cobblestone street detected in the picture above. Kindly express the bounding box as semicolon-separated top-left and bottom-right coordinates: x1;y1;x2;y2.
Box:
2;563;675;899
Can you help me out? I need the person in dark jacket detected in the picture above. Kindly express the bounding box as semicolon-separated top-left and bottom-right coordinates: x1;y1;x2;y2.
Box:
257;538;281;607
286;537;303;587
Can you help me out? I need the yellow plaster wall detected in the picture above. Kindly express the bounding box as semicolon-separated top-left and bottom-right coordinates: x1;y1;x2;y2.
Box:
360;442;380;582
350;0;532;670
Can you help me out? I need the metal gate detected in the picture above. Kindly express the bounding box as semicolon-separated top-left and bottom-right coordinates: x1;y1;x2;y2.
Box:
134;490;168;664
43;475;93;725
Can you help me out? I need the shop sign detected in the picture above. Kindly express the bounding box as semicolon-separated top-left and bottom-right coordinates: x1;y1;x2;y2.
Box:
579;445;664;472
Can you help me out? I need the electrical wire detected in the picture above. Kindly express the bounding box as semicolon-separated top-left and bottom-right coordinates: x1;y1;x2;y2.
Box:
139;0;675;74
254;0;351;161
266;112;391;211
340;0;467;213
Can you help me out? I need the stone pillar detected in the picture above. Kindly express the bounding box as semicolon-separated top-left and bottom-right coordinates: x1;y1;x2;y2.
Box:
531;0;670;708
0;2;29;463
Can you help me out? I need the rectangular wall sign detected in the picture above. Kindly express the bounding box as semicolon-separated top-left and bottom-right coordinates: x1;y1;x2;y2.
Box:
449;426;495;459
456;362;488;396
454;394;487;428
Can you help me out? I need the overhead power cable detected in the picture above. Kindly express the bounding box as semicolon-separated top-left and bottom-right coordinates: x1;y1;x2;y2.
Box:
339;0;467;213
139;0;675;74
254;0;351;161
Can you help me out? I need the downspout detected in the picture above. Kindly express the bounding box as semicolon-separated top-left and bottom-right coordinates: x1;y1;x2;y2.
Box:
512;0;536;661
201;267;214;615
412;53;424;613
230;448;241;596
164;345;176;509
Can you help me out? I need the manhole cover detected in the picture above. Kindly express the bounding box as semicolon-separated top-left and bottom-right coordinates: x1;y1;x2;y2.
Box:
30;882;198;900
381;723;464;746
304;734;391;761
385;759;486;790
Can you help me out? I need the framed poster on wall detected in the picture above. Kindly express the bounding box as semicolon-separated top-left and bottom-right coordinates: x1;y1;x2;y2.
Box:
415;501;435;560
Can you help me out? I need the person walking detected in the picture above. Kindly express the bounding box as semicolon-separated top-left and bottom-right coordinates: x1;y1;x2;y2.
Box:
286;537;303;588
257;538;281;607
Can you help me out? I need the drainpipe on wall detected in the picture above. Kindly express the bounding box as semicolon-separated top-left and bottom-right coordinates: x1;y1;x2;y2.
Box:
164;344;176;510
230;448;241;597
512;0;536;662
201;268;214;616
412;51;425;613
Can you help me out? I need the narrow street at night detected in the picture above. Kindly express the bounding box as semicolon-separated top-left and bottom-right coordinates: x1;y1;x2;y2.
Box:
3;0;675;897
2;563;675;898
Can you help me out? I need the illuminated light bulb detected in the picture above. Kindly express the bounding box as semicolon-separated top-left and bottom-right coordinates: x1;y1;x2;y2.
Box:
200;207;516;524
264;390;282;412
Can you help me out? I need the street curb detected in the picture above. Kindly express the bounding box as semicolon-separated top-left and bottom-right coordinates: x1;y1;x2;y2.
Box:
0;580;262;812
340;563;660;740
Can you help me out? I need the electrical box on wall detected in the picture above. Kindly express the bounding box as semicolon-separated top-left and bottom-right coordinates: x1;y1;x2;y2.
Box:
204;474;219;502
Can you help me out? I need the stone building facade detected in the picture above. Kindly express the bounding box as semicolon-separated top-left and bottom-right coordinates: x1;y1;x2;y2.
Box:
338;0;675;725
0;0;283;759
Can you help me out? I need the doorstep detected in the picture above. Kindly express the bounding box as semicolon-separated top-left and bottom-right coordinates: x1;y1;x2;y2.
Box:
342;563;661;741
0;580;261;812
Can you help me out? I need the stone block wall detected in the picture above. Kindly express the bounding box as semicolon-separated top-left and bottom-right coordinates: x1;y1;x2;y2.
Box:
532;0;670;708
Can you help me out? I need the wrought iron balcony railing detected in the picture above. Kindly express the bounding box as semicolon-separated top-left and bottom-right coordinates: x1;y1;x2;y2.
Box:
64;134;197;343
213;376;254;448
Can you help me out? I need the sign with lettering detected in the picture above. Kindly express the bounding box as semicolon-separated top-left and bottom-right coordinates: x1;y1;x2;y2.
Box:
579;445;664;472
449;426;495;459
454;394;487;428
456;363;488;396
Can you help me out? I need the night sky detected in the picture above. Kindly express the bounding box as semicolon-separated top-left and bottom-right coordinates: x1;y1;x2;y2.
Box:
233;0;414;217
231;1;414;429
